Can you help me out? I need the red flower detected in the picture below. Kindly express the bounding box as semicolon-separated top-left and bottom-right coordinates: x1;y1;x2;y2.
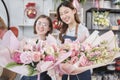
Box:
52;20;62;30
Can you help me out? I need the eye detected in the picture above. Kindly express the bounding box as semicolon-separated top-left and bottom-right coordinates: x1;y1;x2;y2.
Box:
36;22;48;27
64;10;69;14
37;22;41;26
42;23;48;27
60;12;63;16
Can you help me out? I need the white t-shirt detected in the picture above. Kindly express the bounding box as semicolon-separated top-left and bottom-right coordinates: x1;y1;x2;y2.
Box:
66;23;89;42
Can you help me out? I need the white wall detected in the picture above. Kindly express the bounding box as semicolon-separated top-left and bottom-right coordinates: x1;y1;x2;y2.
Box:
0;0;8;26
0;0;54;26
0;0;93;39
0;0;55;39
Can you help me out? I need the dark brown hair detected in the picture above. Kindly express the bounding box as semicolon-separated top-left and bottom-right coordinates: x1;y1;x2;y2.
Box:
33;15;53;36
57;1;80;43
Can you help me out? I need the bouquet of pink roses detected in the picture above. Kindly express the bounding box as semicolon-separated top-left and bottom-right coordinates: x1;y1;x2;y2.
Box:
0;30;59;76
0;30;120;78
52;30;120;76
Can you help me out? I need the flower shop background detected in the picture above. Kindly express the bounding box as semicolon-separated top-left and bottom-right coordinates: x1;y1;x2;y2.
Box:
0;0;120;39
0;0;120;80
0;0;95;39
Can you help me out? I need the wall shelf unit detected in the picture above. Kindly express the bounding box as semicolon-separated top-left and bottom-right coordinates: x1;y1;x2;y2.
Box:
85;7;120;33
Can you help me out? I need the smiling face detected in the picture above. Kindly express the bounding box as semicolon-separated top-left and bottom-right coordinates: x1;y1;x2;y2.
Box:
59;6;76;24
35;18;50;35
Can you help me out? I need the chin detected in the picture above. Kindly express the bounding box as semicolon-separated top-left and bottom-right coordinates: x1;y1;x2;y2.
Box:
39;32;46;35
65;20;71;24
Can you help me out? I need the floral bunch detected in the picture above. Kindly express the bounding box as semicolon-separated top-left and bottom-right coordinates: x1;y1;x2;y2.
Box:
8;39;59;75
93;11;110;29
54;31;120;75
1;30;120;77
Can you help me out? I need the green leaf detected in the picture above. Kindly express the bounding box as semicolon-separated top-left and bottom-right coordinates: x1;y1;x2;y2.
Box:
6;62;37;76
6;62;22;68
27;65;37;76
36;39;39;44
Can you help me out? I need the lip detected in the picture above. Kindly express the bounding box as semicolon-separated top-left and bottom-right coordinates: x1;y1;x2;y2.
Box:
40;29;44;32
64;17;69;23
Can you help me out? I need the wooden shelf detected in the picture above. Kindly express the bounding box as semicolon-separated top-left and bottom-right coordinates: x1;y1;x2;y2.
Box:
85;7;120;32
86;7;120;13
88;29;120;32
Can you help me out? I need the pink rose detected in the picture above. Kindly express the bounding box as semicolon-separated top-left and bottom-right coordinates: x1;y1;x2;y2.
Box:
69;56;79;64
79;54;91;67
12;51;22;64
81;43;92;51
32;52;41;62
71;49;79;57
44;55;55;61
20;52;32;64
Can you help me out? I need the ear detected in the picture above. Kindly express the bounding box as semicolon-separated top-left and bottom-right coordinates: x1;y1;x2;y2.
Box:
73;8;77;14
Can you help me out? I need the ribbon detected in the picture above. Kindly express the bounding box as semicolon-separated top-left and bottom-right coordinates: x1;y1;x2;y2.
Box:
95;0;100;9
37;73;40;80
67;75;70;80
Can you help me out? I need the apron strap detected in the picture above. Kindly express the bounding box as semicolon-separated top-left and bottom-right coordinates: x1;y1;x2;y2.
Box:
64;24;79;38
75;24;78;38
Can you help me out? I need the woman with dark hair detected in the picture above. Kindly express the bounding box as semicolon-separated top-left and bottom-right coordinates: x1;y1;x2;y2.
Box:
21;15;52;80
33;15;53;36
57;1;91;80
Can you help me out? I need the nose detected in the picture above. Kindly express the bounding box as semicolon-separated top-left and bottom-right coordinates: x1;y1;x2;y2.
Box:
61;14;66;20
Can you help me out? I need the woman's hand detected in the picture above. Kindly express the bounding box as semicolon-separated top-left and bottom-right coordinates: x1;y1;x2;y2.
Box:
59;63;76;74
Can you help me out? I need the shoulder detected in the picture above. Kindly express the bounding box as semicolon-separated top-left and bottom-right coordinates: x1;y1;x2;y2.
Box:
78;23;88;31
78;23;90;37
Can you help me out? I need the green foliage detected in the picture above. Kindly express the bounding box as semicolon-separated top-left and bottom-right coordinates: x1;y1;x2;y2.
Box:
27;65;37;76
6;62;22;68
6;62;37;76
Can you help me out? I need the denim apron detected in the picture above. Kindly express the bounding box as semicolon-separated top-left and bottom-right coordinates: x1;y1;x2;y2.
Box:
62;35;91;80
21;71;51;80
